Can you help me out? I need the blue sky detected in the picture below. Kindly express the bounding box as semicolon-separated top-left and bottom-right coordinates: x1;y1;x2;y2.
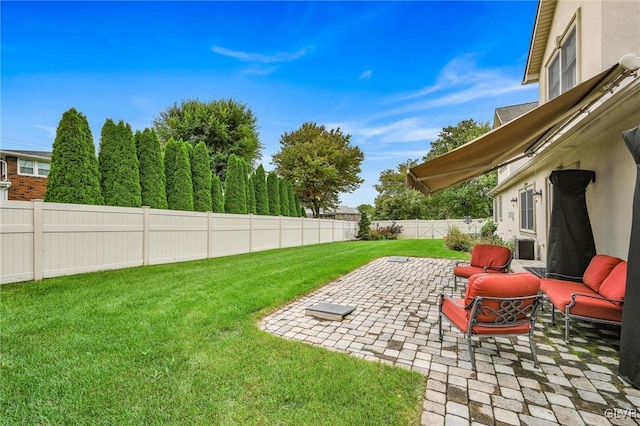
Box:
1;0;540;206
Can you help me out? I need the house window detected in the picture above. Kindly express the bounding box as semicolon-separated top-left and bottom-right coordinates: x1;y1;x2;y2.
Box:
18;159;50;177
548;25;577;99
520;188;534;231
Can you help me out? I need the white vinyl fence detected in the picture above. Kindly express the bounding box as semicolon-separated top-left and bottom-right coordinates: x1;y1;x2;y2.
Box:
0;200;357;284
371;218;486;240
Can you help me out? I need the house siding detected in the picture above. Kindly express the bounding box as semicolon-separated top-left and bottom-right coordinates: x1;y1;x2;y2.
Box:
5;156;48;201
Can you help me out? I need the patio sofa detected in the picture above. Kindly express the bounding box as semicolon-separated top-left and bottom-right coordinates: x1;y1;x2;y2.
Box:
540;254;627;341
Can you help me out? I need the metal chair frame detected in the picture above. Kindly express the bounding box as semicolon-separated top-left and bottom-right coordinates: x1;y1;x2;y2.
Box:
439;293;543;371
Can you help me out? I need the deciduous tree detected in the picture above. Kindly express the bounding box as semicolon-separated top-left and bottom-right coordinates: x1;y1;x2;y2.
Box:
153;98;262;180
45;108;103;205
272;122;363;218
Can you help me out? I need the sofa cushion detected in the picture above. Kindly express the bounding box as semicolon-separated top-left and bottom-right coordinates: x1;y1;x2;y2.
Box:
470;244;512;269
543;280;623;322
598;262;627;302
583;254;624;292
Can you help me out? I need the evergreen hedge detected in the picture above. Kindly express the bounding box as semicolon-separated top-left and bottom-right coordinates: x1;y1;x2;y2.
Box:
163;138;180;206
45;108;103;205
98;119;142;207
267;172;280;216
211;174;224;213
191;141;213;212
168;143;194;211
279;178;290;218
286;182;296;217
253;165;269;215
224;154;247;214
135;128;167;209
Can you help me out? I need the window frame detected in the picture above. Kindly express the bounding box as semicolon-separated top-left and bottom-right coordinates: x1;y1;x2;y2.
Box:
519;187;535;231
547;22;578;100
17;158;50;177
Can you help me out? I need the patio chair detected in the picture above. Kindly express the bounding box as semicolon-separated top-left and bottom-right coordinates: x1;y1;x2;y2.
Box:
438;273;543;371
453;244;512;291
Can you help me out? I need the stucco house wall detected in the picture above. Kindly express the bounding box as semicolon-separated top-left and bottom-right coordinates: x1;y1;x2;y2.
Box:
493;0;639;261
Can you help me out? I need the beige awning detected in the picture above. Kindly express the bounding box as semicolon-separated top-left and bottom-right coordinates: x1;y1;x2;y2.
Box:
407;65;620;195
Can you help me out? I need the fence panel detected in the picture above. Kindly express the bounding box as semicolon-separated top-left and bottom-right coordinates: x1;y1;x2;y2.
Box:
251;215;281;252
281;217;303;248
0;201;34;283
370;218;485;240
148;209;208;265
210;213;251;257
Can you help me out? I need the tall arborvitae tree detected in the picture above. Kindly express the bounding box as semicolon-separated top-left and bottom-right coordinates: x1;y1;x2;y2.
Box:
163;138;180;205
211;174;224;213
191;141;213;212
45;108;103;205
247;175;257;214
286;182;296;217
135;128;167;209
168;142;194;211
98;119;142;207
267;172;281;216
253;164;269;215
279;177;290;218
224;154;247;214
300;206;307;218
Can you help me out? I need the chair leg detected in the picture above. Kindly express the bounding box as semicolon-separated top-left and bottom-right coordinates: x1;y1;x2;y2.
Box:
565;312;570;343
529;330;540;369
468;335;476;371
454;275;458;291
551;304;556;325
438;313;443;341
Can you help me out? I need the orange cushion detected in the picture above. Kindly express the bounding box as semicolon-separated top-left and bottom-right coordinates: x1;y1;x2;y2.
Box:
453;265;505;279
470;244;512;269
543;281;622;322
583;255;624;292
440;296;532;335
598;262;627;302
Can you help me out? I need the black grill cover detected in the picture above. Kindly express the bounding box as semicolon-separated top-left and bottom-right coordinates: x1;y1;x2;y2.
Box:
620;125;640;389
546;170;596;278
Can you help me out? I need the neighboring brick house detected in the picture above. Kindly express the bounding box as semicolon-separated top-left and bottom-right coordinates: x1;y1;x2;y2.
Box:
0;150;52;201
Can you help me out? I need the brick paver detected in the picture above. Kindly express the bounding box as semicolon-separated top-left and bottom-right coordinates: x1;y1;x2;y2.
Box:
260;257;640;425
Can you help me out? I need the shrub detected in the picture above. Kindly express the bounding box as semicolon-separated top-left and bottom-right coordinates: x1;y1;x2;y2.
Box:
135;128;167;209
357;211;371;239
211;174;224;213
480;218;498;239
191;141;213;212
444;226;472;252
224;154;247;214
168;143;194;211
363;222;403;240
253;164;269;215
267;172;281;216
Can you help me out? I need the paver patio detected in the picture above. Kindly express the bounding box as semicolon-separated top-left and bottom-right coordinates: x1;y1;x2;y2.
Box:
260;257;640;425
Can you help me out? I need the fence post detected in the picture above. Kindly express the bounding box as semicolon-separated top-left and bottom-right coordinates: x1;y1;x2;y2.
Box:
142;206;150;265
279;215;283;249
301;217;304;246
33;200;44;281
249;213;253;253
207;211;213;258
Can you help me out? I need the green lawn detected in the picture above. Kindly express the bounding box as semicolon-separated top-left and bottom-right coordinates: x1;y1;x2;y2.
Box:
1;240;464;425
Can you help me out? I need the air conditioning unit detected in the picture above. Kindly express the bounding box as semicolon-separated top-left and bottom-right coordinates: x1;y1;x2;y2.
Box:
516;238;535;260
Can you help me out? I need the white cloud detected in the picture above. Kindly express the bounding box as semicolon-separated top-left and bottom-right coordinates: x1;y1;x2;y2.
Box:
330;118;440;144
212;45;311;64
359;70;372;80
35;125;56;138
386;54;536;116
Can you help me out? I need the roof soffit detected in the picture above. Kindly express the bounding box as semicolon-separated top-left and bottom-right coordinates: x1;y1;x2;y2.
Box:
523;0;557;85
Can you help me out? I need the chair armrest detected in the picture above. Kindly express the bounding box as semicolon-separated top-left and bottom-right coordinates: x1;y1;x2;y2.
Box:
567;292;624;310
544;272;583;281
438;293;474;309
483;256;512;273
